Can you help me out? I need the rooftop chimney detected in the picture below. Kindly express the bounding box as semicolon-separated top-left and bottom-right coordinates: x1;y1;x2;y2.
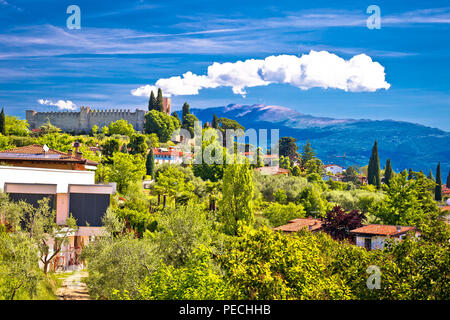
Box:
396;226;402;233
73;141;82;159
73;141;80;153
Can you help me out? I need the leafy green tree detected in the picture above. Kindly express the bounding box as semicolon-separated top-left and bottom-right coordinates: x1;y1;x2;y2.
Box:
108;119;135;136
171;111;180;122
342;165;359;184
219;226;352;299
218;117;244;131
0;108;5;135
102;138;120;161
279;155;291;171
219;158;254;235
109;153;146;193
0;231;40;300
146;148;155;178
301;140;316;165
127;133;148;157
368;140;381;189
148;90;157;111
263;202;305;227
304;158;323;175
153;204;214;267
384;159;393;187
374;170;439;226
90;125;99;136
296;185;329;218
278;137;299;162
39;119;61;135
36;132;73;152
117;249;232;300
82;233;156;300
256;147;264;168
144;110;180;143
5;115;29;136
181;113;198;137
154;165;193;206
273;189;288;204
27;198;77;274
192;130;226;182
435;162;442;201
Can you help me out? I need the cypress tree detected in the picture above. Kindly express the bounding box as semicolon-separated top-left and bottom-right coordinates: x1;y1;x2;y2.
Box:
146;148;155;178
182;102;190;123
428;169;434;181
212;114;219;129
435;162;442;201
368;140;381;189
148;91;157;111
156;88;164;112
447;169;450;188
0;107;5;135
384;159;393;187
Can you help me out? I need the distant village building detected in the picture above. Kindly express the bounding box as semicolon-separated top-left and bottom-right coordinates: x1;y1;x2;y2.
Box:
153;147;183;165
349;225;418;250
324;164;345;175
26;98;172;133
0;144;113;271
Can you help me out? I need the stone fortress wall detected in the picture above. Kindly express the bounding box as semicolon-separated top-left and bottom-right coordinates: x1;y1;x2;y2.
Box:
26;98;171;133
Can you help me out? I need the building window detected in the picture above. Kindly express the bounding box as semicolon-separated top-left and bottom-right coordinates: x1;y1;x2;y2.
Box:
69;193;110;227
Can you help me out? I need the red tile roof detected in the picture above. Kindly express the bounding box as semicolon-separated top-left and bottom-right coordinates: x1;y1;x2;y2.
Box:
349;224;416;236
153;149;183;157
274;218;323;233
442;186;450;194
0;144;97;166
441;206;450;212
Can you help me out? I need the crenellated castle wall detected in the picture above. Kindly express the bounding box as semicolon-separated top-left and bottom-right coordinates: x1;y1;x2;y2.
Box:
26;107;146;133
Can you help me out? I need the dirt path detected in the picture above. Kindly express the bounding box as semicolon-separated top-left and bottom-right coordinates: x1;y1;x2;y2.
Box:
56;270;91;300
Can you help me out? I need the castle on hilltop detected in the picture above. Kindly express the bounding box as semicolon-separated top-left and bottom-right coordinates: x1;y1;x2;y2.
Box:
26;98;171;133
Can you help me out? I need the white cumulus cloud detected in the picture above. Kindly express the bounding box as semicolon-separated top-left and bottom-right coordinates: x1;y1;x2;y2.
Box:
131;50;390;97
38;99;77;110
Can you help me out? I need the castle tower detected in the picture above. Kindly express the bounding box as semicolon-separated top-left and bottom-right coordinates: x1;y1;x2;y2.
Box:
163;97;171;115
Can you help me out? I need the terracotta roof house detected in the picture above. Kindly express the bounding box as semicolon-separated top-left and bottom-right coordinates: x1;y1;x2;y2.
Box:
350;224;418;250
153;147;184;165
274;218;323;233
0;143;98;171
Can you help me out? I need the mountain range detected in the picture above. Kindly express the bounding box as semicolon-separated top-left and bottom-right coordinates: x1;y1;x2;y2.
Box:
188;104;450;174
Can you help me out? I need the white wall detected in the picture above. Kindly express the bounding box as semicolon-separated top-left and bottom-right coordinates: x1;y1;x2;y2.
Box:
0;166;95;193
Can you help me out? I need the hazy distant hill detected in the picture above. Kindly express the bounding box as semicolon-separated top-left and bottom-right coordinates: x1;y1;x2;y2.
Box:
187;104;450;173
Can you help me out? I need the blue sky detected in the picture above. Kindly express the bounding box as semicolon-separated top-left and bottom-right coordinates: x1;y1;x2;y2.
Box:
0;0;449;130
